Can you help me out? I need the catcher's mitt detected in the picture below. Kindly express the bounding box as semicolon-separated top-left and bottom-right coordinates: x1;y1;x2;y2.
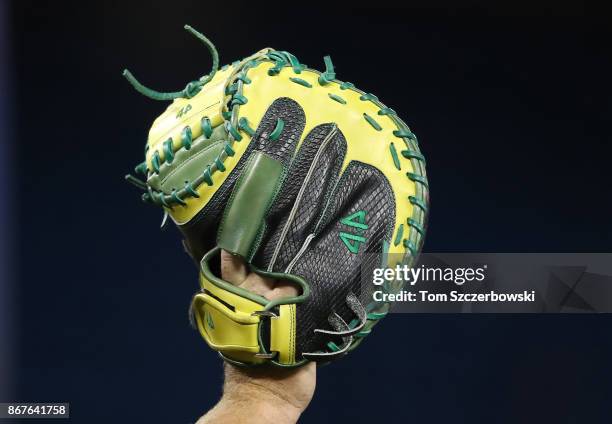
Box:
125;26;429;367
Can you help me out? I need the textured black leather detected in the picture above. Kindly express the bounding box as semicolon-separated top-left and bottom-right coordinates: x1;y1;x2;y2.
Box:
253;123;347;272
289;162;395;357
181;98;396;361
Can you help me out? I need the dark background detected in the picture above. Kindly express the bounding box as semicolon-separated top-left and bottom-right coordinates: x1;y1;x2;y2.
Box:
7;1;612;423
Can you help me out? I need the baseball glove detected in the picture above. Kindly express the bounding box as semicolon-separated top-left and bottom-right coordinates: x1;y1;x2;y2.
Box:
125;26;429;367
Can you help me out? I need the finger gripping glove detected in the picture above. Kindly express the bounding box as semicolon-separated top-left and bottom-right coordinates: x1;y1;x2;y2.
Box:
125;26;429;367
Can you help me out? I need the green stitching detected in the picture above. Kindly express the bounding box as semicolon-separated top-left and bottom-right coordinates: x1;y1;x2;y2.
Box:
367;311;387;320
231;94;248;106
360;93;378;102
393;128;417;141
123;25;219;101
403;239;417;257
389;142;401;170
236;73;251;84
328;93;346;104
171;189;186;206
283;51;304;74
269;118;284;141
214;157;226;172
363;113;382;131
201;116;213;138
393;224;404;246
226;122;243;141
267;50;306;75
356;329;372;338
202;166;213;186
181;126;192;149
151;151;161;173
238;117;255;136
268;59;284;76
378;107;396;116
327;341;341;352
134;161;147;175
401;149;425;162
163;139;174;164
184;181;200;197
158;191;170;208
224;143;235;157
289;77;312;88
409;195;428;212
339;81;354;90
407;218;425;236
318;55;336;85
406;172;428;188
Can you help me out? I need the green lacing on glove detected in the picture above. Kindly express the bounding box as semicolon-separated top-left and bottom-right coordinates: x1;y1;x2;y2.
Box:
214;157;226;172
202;165;213;186
224;143;235;157
225;121;243;141
318;55;335;85
282;51;305;74
201;117;213;138
393;128;417;142
236;73;251;84
360;93;378;102
389;142;401;170
401;149;425;162
363;113;382;131
122;25;219;101
269;118;285;141
406;172;428;188
407;217;425;236
393;224;404;246
409;195;428;212
238;117;255;136
134;161;147;175
289;77;312;88
267;58;285;76
163;139;174;164
328;93;346;104
184;181;200;198
151;151;161;173
378;107;396;116
225;83;238;95
231;94;248;106
181;126;193;149
367;311;388;320
266;51;305;75
171;189;187;206
403;239;418;257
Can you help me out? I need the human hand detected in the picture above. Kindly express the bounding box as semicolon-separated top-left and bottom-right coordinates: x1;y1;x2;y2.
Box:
197;250;316;423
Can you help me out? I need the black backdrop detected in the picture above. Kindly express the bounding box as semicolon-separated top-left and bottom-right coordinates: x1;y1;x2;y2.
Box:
9;2;612;423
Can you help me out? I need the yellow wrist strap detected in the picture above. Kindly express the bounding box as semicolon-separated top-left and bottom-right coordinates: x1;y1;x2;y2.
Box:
190;248;299;366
